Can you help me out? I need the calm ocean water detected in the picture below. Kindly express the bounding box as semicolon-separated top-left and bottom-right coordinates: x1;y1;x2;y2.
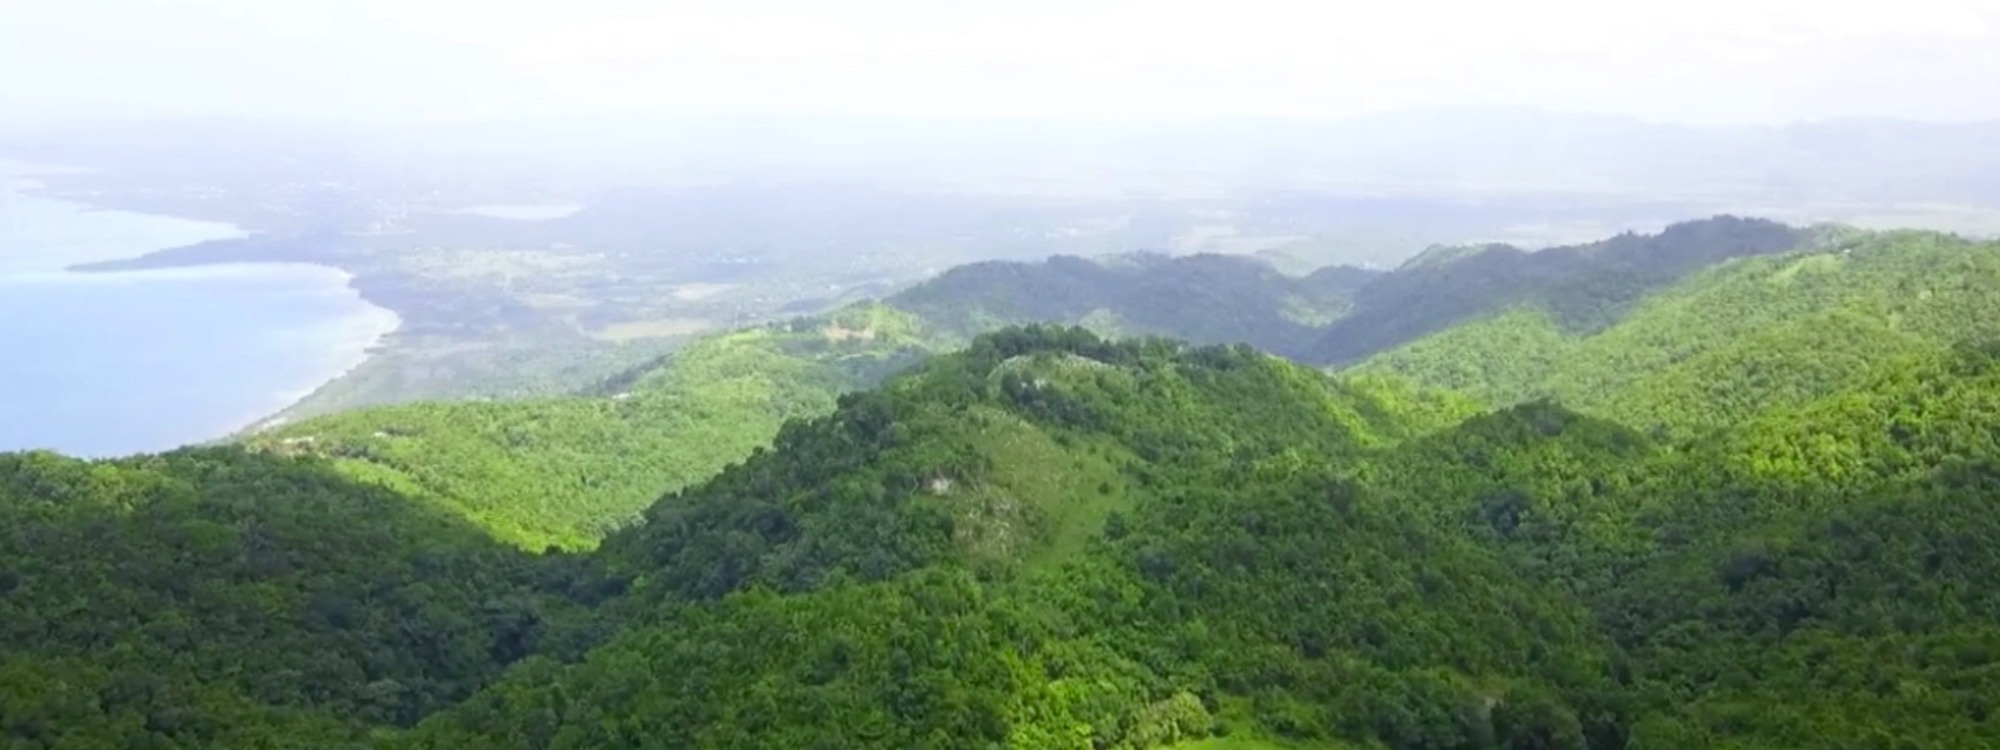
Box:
0;168;398;457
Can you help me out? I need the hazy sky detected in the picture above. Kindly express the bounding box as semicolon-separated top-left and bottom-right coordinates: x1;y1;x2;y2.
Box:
5;0;2000;125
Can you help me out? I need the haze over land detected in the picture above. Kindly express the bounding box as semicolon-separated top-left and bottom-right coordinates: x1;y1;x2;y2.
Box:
8;2;2000;749
9;0;2000;123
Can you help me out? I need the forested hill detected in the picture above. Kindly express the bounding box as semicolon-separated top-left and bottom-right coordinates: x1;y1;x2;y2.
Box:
880;215;1815;369
1307;215;1809;364
886;251;1373;358
0;448;604;748
244;251;1374;551
246;217;1889;553
16;326;2000;747
402;331;2000;749
1357;229;2000;437
245;303;949;551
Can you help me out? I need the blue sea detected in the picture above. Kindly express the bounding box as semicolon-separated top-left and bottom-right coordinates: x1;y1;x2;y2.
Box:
0;166;399;457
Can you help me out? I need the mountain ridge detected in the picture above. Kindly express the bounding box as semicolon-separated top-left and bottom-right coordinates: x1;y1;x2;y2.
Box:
246;216;1819;551
11;255;2000;746
18;214;2000;747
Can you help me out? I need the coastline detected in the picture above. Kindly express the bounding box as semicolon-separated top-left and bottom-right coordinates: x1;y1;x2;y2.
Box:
3;162;406;452
54;256;408;443
227;263;405;438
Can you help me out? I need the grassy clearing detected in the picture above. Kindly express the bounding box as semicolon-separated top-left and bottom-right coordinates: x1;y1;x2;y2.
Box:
941;406;1135;570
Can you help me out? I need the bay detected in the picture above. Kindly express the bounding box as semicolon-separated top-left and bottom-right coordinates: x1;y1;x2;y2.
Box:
0;165;399;457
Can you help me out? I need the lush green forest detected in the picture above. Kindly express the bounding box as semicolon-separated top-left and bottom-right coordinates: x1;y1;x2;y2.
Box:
1311;216;1808;364
1357;229;2000;436
13;326;2000;747
386;329;2000;749
241;218;1807;554
0;449;604;748
245;250;1373;551
245;304;951;551
887;251;1371;357
13;218;2000;748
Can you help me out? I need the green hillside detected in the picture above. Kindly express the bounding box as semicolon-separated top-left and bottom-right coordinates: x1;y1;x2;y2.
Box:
405;330;2000;749
0;449;601;748
241;218;1814;553
1356;230;2000;437
405;330;1607;750
1376;342;2000;747
243;250;1376;552
246;304;950;551
1308;216;1809;365
888;252;1371;357
12;321;2000;747
24;216;2000;747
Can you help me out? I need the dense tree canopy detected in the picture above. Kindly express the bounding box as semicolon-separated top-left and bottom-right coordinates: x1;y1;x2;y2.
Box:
10;221;2000;749
1357;229;2000;438
0;449;600;748
242;217;1813;553
247;304;947;551
403;326;2000;749
888;252;1368;358
1311;216;1807;365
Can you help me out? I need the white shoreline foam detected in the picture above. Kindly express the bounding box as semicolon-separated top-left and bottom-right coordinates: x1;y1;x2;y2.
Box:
3;164;404;448
229;264;404;436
